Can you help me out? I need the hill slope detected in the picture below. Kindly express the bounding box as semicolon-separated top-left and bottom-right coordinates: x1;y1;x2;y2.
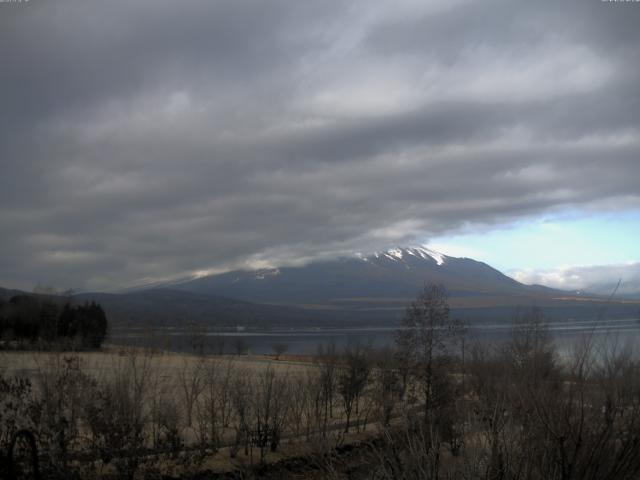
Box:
171;247;570;309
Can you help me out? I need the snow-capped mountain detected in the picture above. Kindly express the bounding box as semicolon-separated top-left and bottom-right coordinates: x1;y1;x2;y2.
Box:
14;247;632;330
170;246;552;309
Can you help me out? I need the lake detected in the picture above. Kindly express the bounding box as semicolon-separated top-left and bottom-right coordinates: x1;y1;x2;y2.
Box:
110;317;640;356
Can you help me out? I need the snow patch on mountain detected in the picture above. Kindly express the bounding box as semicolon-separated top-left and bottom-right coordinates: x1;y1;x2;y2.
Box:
422;248;446;266
255;268;281;280
371;246;448;266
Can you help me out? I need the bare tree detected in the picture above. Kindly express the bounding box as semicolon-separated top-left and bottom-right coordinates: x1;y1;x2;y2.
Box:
370;420;443;480
507;306;558;387
234;337;248;355
316;342;338;435
154;398;182;454
395;283;464;422
191;358;236;456
194;358;221;452
211;331;226;355
338;342;370;433
186;321;207;355
252;366;291;460
83;350;154;480
303;369;324;440
35;353;93;474
523;337;640;480
271;342;289;360
230;368;252;458
373;348;403;427
288;374;310;438
217;358;237;431
178;356;206;428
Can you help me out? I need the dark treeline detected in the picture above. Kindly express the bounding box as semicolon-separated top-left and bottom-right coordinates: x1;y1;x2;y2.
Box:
0;295;108;349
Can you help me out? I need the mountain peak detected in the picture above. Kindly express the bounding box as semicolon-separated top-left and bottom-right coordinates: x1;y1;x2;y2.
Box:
370;246;447;266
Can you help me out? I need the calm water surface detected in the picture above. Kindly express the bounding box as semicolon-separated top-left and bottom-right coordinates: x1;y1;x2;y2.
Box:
111;317;640;355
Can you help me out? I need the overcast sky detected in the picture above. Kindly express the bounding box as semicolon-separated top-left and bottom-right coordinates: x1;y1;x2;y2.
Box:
1;0;639;292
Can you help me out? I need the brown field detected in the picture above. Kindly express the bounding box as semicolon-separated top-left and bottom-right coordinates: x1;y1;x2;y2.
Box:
0;346;387;478
0;347;314;380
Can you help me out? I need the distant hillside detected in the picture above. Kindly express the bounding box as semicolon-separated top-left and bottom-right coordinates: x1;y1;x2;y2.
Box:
159;246;640;323
0;287;26;301
74;289;346;329
171;247;572;307
0;286;356;329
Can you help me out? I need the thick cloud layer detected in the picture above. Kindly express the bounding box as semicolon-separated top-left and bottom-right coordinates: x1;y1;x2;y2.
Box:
1;0;639;290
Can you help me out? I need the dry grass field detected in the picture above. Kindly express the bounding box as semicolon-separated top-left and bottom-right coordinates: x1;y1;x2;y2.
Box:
0;345;388;478
0;347;314;381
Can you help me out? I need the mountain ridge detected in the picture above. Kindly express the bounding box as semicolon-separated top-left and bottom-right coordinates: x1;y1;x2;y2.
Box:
3;244;639;330
168;246;575;308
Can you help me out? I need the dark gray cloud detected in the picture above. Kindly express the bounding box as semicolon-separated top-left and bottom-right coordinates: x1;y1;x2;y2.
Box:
1;0;639;290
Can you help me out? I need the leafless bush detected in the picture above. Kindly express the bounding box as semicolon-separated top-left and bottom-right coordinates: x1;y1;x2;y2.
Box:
302;369;325;440
368;420;444;480
372;348;403;427
190;357;235;458
287;373;310;438
218;357;237;431
458;314;640;480
178;355;205;428
0;375;41;478
316;343;339;436
82;350;154;480
154;398;182;454
35;353;96;476
271;342;288;359
234;337;249;355
194;358;221;452
251;366;291;460
338;342;371;433
230;367;253;458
